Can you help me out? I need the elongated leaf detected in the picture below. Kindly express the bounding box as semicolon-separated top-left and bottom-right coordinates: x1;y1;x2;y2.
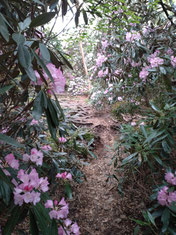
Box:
62;0;68;16
65;183;72;199
47;98;59;127
32;50;54;83
3;206;25;235
49;219;58;235
0;168;14;190
150;101;162;113
83;10;88;24
12;33;25;46
18;44;31;69
0;179;11;205
25;66;37;82
30;12;56;28
88;150;97;159
161;208;170;233
122;152;138;165
32;91;43;120
45;108;57;139
57;50;73;70
0;85;14;95
19;17;31;31
0;133;23;147
39;43;50;62
29;210;39;235
0;14;9;42
147;211;156;227
32;0;45;6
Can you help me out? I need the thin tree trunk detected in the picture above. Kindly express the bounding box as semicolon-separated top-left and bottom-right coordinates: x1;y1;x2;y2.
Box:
75;0;91;91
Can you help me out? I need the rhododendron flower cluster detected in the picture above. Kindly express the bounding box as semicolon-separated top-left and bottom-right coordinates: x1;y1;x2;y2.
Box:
157;171;176;206
30;119;39;125
59;137;67;143
56;172;72;180
13;168;49;206
44;198;80;234
126;31;141;42
5;153;19;170
32;63;66;94
96;53;107;67
171;56;176;67
23;148;43;166
41;145;52;151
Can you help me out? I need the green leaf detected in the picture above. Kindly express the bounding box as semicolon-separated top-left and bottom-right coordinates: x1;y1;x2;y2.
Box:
19;17;31;31
149;101;162;113
3;206;25;235
65;183;72;199
18;44;31;69
161;208;170;233
32;91;43;120
47;98;59;127
25;66;37;82
0;168;14;190
82;10;88;24
134;225;140;235
146;211;156;227
62;0;68;17
154;156;163;166
122;152;138;165
0;14;9;42
0;179;11;205
32;0;45;6
160;66;166;75
12;33;26;46
45;108;57;139
30;12;56;28
88;150;97;159
49;219;58;235
57;50;73;70
39;43;50;62
32;50;54;83
0;85;14;95
29;210;39;235
0;133;24;147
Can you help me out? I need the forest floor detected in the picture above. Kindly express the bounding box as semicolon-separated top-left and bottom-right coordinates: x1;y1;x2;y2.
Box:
59;94;148;235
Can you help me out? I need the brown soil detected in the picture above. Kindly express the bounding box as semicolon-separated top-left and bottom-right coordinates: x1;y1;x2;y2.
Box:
59;94;148;235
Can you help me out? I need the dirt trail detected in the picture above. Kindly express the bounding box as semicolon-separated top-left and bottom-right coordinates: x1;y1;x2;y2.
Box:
59;95;135;235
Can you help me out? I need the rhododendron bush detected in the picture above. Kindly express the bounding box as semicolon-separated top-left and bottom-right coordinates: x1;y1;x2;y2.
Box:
0;0;93;233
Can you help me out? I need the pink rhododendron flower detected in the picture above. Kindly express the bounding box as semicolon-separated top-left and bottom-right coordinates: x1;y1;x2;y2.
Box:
117;97;123;101
14;168;49;206
56;172;72;180
168;192;176;204
171;56;176;67
45;200;53;209
131;121;136;126
71;223;80;234
41;145;52;151
157;186;168;206
49;210;58;219
59;137;67;143
104;89;109;94
23;154;30;162
30;148;43;166
167;48;173;55
96;53;107;67
102;40;108;49
30;119;39;125
139;68;149;79
5;153;19;170
165;172;175;184
98;70;104;78
149;56;164;68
